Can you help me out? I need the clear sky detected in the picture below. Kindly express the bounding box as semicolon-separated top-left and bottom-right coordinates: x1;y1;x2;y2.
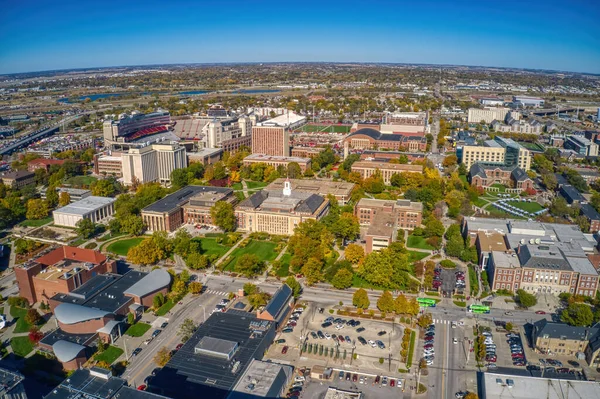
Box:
1;0;599;74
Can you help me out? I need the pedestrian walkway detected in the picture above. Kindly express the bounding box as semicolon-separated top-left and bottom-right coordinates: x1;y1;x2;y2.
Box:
204;289;228;296
432;318;452;325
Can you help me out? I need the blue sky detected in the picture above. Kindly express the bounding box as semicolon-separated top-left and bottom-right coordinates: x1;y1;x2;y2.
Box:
1;0;599;74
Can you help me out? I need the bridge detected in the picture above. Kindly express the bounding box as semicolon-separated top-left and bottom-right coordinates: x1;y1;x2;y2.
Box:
0;114;82;156
531;107;584;116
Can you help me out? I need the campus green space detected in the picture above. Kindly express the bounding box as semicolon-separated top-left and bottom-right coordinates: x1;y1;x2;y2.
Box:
276;253;292;277
408;250;428;263
155;299;176;316
10;336;33;357
19;217;53;227
224;240;278;271
245;181;268;190
509;201;544;213
194;237;229;259
106;238;144;256
94;345;124;364
406;235;434;250
65;175;97;187
125;322;151;337
299;124;351;133
10;305;45;333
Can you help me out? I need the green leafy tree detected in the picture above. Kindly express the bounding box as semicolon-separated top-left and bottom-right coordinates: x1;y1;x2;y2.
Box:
284;277;302;298
58;191;71;206
331;269;353;289
243;283;259;296
186;252;208;270
516;289;537;308
235;254;266;277
26;199;49;220
24;309;41;325
424;219;445;238
377;291;395;313
91;179;116;197
287;162;302;179
353;288;370;309
45;187;59;208
344;243;365;264
170;168;190;188
394;294;408;314
76;218;96;239
127;239;165;265
189;281;203;294
121;215;145;236
178;318;197;343
210;201;236;232
301;257;324;286
561;303;594;326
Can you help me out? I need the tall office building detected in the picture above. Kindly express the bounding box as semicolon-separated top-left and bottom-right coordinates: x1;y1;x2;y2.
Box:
467;107;510;124
122;142;186;186
457;136;531;170
251;126;289;156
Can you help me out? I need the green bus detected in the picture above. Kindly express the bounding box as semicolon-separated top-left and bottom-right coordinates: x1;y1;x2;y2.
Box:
468;304;490;314
417;298;437;307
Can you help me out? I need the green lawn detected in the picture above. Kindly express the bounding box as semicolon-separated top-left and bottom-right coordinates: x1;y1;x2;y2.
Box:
155;299;176;316
351;274;387;290
94;345;123;365
490;184;507;192
97;232;127;242
276;253;292;277
235;191;246;201
453;301;467;307
224;240;278;271
245;181;268;190
407;330;416;367
406;235;434;250
231;182;243;190
107;238;144;256
473;197;489;208
194;237;229;259
408;250;428;263
65;175;97;187
459;175;468;184
71;237;87;247
125;322;151;337
299;124;351;133
19;217;53;227
509;200;544;213
10;336;33;357
10;306;45;333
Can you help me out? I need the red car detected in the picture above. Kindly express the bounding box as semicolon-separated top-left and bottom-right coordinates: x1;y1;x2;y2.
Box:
176;343;184;351
282;346;289;354
352;374;358;382
390;379;396;387
535;311;546;315
137;385;147;391
424;344;433;349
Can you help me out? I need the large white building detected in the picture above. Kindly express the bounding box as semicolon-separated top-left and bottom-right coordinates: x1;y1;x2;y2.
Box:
122;142;187;186
53;196;116;227
467;107;511;124
103;110;171;144
513;96;545;108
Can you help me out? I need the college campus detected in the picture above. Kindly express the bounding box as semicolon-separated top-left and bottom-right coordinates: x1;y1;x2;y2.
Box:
1;2;600;398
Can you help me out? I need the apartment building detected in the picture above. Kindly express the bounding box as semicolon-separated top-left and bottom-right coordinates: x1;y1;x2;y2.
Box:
1;170;35;189
564;135;599;157
243;154;311;172
458;136;532;170
235;181;329;236
467;107;511;124
343;128;427;156
350;161;423;185
251;126;290;156
533;319;598;359
93;153;123;177
122;142;187;186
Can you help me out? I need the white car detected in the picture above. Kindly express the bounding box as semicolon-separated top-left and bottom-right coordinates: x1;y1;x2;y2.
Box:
324;333;331;340
294;376;305;382
453;338;458;344
426;359;434;365
368;340;376;347
292;382;303;388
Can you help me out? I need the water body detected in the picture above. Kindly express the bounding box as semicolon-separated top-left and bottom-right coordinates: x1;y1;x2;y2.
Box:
178;90;209;96
57;93;126;103
233;89;280;94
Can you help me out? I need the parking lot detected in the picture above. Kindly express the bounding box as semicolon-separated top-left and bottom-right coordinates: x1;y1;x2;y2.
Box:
267;303;406;377
298;373;406;399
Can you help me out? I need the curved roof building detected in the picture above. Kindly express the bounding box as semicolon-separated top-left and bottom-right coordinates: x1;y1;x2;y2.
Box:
124;269;171;298
52;340;86;363
54;303;112;325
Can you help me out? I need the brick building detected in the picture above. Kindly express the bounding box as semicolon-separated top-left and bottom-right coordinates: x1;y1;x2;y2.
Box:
93;153;123;177
343;128;427;155
27;158;65;172
0;170;35;189
469;164;534;191
243;154;311;172
15;246;117;305
350;161;423;185
251;126;289;156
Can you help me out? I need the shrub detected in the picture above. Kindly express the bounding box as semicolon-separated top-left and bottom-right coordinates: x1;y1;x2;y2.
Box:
440;259;456;269
7;297;29;308
379;357;385;364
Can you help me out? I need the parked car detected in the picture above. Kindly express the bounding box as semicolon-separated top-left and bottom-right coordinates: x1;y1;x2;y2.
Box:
321;322;332;328
137;385;147;391
282;327;294;333
175;343;184;351
535;310;546;315
310;332;318;339
152;329;162;338
339;371;344;380
352;374;358;382
132;347;142;356
282;346;289;354
356;327;365;333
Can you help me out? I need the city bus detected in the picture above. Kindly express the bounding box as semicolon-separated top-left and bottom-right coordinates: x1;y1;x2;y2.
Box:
417;298;437;307
468;304;490;314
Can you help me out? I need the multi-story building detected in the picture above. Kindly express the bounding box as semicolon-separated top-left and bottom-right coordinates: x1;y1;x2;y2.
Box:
343;128;427;156
251;126;289;156
27;158;65;172
15;246;117;305
468;164;534;191
103;110;171;145
205;116;252;149
0;170;35;189
186;147;223;165
122;142;187;186
513;96;545;108
53;196;116;227
243;154;311;172
41;186;90;202
350;161;423;185
266;178;355;205
354;198;423;253
235;181;329;235
491;116;543;134
564;135;599;157
93;152;123;177
457;136;532;170
141;186;235;232
580;204;600;233
533;319;600;362
467;107;511;124
290;147;322;158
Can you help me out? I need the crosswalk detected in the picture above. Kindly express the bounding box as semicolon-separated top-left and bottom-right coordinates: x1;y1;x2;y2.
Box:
205;289;228;296
433;319;451;325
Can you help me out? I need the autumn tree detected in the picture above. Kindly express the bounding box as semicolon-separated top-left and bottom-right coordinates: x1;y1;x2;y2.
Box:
91;179;116;197
284;277;302;298
28;326;44;344
301;257;323;286
178;318;197;343
353;288;370;309
344;244;365;264
45;186;59;208
210;201;236;232
25;309;41;325
417;313;433;328
395;294;408;314
189;281;203;294
26;199;49;220
331;269;353;289
186;252;208;270
121;215;145;236
377;291;395;313
127;239;165;265
58;191;71;206
154;346;172;366
235;254;266;277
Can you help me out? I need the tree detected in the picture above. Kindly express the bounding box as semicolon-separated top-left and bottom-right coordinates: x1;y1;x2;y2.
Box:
424;219;445;238
25;309;41;325
464;393;479;399
235;254;266;277
331;269;353;289
91;179;116;197
505;322;514;332
353;288;370;309
417;313;433;328
210;201;236;232
153;293;165;308
284;277;302;298
243;283;259;296
121;214;145;236
58;191;71;206
127;312;135;324
301;257;323;286
287;162;302;179
28;326;44;344
178;318;197;342
186;252;208;270
26;199;49;220
377;291;395;313
331;213;360;241
344;244;365;264
46;187;59;208
76;218;96;239
154;346;172;366
442;154;458;168
516;289;537;308
127;239;165;265
189;281;203;294
394;294;408;314
561;303;594;326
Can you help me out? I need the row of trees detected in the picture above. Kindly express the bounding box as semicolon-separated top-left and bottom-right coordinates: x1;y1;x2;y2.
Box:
352;288;420;316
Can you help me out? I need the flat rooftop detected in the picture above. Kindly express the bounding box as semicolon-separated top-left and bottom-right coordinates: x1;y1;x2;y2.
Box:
266;178;355;198
40;328;96;348
243;154;310;163
0;367;25;398
43;368;126;399
366;212;396;238
229;359;292;399
54;196;115;216
351;161;423;172
482;371;600;399
150;312;275;399
142;185;232;214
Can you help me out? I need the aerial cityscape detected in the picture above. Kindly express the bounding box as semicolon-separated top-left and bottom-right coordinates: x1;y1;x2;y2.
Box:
0;1;600;399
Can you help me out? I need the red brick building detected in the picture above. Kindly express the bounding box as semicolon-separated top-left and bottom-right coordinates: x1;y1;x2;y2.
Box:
251;126;290;156
343;128;427;153
469;164;534;191
27;158;65;172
